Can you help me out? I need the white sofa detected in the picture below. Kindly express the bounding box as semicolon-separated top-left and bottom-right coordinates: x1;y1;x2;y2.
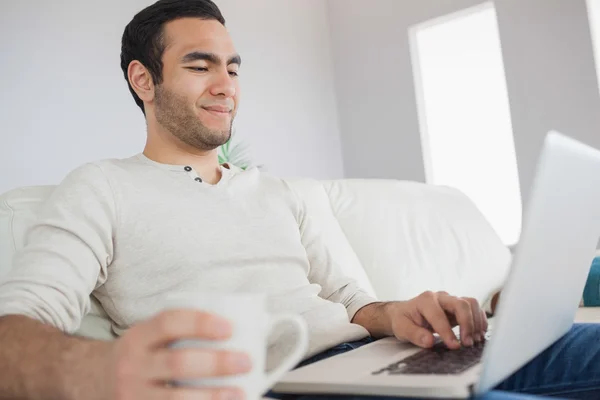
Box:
0;178;597;339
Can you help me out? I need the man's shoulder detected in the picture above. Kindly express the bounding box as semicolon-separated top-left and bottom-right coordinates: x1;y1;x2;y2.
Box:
42;155;150;217
53;156;144;199
89;154;145;174
64;155;145;182
244;168;303;211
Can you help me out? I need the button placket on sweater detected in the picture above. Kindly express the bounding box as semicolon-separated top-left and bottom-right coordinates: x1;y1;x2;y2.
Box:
183;166;203;183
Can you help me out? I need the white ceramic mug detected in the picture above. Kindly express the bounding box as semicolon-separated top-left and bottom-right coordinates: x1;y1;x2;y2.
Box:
162;292;309;399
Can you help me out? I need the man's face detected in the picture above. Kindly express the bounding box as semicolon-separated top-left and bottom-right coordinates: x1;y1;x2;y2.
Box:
152;18;240;151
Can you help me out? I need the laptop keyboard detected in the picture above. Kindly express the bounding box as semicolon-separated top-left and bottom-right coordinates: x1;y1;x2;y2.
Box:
372;335;489;376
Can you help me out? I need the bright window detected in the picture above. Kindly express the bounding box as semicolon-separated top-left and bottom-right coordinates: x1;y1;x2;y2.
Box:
410;2;522;246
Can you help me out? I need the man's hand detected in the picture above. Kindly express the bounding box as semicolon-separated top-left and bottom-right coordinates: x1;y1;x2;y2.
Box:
353;291;488;350
104;309;252;400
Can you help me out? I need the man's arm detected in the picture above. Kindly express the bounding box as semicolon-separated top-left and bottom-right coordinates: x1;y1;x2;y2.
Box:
289;186;378;320
0;163;116;331
0;311;252;400
0;315;112;400
0;163;117;399
287;185;488;349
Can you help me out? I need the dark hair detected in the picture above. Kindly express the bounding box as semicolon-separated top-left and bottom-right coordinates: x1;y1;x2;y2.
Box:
120;0;226;115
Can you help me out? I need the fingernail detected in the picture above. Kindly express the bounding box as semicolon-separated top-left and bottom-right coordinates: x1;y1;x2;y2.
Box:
216;320;232;337
420;335;429;346
475;334;482;342
463;336;473;347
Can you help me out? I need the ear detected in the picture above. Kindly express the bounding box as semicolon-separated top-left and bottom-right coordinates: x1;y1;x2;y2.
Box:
128;60;155;104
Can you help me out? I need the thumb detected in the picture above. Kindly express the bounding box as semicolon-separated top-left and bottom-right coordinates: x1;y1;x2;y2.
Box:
397;322;435;348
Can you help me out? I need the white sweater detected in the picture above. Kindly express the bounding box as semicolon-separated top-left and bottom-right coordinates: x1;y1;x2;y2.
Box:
0;154;376;368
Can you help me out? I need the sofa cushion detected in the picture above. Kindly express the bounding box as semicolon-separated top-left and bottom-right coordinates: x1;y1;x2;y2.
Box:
0;186;56;280
323;179;512;306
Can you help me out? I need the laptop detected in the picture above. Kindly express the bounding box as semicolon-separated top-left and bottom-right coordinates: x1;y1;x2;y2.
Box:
273;131;600;399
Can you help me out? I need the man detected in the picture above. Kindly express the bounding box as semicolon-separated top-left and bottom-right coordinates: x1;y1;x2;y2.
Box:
0;1;598;399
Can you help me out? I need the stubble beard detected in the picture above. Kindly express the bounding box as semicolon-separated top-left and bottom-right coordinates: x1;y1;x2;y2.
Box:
154;85;233;151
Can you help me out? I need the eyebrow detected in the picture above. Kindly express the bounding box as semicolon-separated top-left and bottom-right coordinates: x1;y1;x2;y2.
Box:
180;51;242;66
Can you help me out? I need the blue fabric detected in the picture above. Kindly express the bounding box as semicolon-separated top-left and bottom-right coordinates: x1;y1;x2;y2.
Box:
583;257;600;306
268;323;600;400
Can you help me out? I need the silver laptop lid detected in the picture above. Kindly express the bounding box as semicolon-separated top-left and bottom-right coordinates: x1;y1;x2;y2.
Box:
476;131;600;394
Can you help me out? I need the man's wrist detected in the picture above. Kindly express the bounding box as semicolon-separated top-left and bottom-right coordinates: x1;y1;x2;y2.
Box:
59;337;115;400
351;301;394;338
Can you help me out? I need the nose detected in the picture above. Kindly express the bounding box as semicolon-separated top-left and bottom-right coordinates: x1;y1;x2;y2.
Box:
209;68;237;98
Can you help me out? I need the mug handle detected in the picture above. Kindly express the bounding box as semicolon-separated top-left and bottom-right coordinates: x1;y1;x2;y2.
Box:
262;314;309;392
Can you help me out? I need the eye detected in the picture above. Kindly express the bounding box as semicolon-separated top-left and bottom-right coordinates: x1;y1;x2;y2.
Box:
229;71;239;77
188;67;208;72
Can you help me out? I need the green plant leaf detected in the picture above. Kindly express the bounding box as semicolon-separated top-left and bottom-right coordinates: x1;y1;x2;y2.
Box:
217;129;254;170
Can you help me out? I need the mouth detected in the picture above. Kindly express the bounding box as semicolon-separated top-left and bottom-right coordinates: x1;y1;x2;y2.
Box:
201;105;232;117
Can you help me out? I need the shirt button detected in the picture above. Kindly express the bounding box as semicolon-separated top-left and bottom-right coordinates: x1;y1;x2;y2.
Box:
184;166;192;172
195;177;203;183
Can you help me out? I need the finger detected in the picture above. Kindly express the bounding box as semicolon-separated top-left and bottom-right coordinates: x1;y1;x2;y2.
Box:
462;297;482;342
148;348;252;381
438;294;475;347
150;386;245;400
397;321;436;349
416;292;460;349
137;310;233;349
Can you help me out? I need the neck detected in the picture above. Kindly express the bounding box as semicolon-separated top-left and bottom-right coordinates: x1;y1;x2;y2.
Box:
144;119;224;185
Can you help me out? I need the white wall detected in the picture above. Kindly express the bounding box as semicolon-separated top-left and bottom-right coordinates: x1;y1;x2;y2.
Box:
0;0;344;194
0;0;147;193
498;0;600;202
327;0;600;203
215;0;344;180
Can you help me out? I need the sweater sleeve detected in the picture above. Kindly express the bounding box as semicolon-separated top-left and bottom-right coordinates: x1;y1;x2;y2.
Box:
291;187;378;320
0;163;116;333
